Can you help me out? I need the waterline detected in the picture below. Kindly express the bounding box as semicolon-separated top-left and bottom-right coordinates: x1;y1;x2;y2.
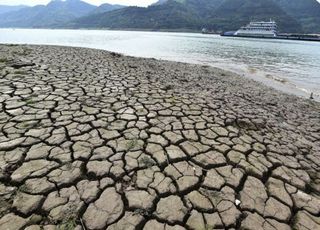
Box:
1;28;319;100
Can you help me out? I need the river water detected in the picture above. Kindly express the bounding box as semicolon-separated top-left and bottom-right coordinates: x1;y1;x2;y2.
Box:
1;28;320;100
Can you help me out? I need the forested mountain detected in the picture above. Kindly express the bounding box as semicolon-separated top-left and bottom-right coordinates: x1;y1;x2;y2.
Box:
276;0;320;33
0;0;96;27
71;0;308;33
0;0;319;33
0;5;28;15
90;3;125;15
72;1;201;29
205;0;303;32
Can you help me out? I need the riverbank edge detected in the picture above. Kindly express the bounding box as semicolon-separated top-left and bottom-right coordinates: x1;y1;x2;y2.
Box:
1;43;319;106
1;44;320;229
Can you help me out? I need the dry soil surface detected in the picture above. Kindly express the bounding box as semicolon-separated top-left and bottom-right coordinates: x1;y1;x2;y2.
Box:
0;45;320;230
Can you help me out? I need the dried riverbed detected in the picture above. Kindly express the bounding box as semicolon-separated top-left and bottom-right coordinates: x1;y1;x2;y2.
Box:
0;45;320;230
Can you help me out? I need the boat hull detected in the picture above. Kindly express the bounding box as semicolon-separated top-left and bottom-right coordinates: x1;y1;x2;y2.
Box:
221;33;320;42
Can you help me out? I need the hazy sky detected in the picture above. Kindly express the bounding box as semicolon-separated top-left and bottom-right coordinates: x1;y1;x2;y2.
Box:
1;0;320;7
0;0;158;7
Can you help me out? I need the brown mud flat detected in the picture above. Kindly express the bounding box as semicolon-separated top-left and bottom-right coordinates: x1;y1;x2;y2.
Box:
0;44;319;230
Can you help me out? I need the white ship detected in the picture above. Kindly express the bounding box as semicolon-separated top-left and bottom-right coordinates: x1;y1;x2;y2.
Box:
234;20;278;38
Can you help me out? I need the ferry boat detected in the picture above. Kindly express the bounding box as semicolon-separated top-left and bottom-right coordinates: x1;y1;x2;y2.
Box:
220;20;320;42
234;20;277;38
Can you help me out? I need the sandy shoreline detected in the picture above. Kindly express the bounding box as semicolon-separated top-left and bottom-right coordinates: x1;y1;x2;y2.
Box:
0;44;320;229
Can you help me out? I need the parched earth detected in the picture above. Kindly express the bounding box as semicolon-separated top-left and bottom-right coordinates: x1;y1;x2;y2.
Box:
0;44;320;230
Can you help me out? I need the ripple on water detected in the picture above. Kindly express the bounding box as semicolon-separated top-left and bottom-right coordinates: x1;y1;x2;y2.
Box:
0;29;319;100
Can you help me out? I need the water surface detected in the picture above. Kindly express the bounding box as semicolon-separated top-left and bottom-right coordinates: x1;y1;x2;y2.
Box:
1;29;320;99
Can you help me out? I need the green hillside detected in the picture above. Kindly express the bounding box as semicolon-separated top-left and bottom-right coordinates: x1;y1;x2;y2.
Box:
0;0;320;33
71;0;306;33
72;1;201;30
206;0;303;32
276;0;320;33
0;0;96;28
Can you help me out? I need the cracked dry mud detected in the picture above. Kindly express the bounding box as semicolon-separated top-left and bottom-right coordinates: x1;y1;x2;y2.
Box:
0;44;320;230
